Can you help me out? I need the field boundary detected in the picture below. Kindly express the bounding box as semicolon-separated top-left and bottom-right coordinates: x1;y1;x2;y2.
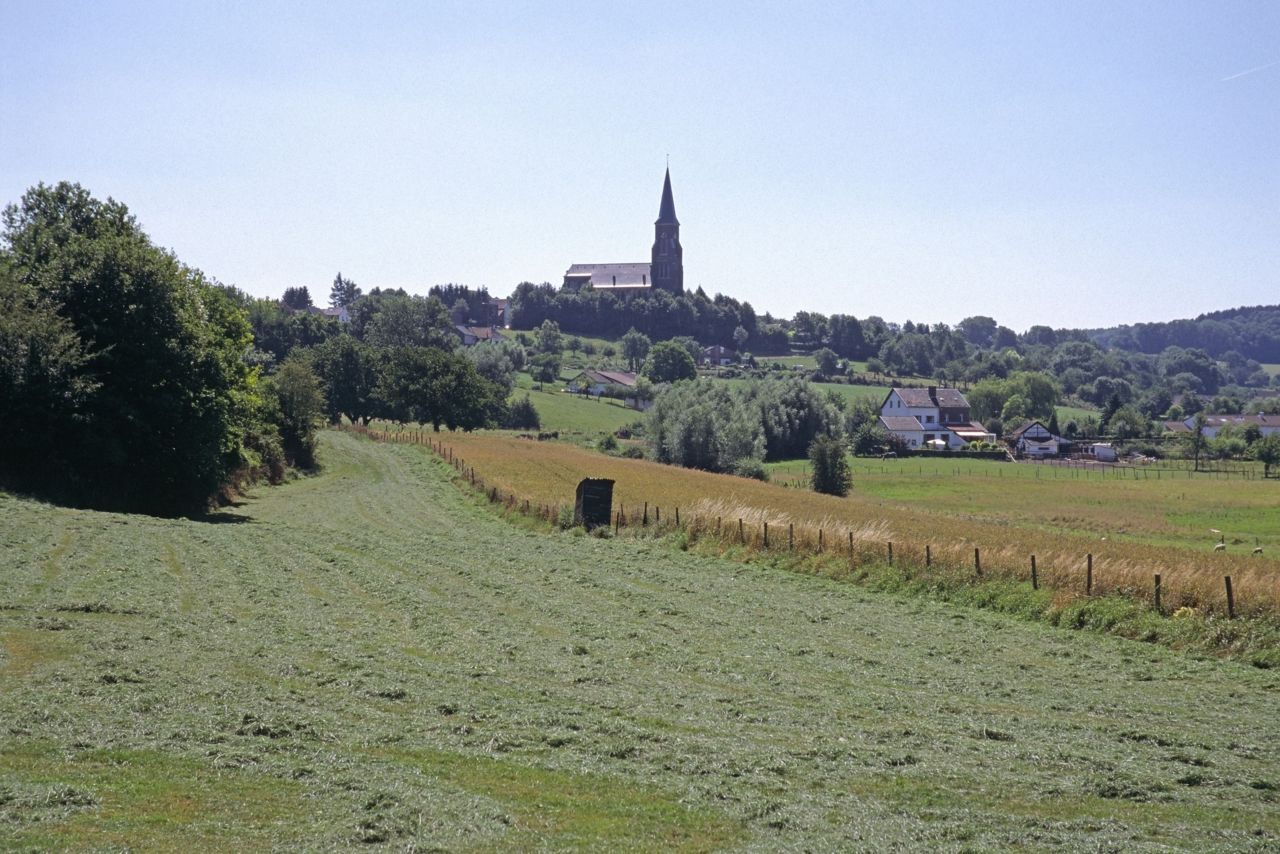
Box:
339;424;1280;663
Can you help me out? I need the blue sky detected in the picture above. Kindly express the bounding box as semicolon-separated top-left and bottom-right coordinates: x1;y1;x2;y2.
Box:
2;1;1276;330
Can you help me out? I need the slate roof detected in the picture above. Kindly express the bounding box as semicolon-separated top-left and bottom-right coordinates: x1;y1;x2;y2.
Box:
880;415;924;431
564;263;652;288
656;167;679;225
893;387;970;409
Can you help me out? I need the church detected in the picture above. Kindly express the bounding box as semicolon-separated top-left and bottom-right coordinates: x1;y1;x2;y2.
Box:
563;168;684;296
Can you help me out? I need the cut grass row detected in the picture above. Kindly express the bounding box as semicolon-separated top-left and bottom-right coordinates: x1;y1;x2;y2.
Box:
3;430;1279;849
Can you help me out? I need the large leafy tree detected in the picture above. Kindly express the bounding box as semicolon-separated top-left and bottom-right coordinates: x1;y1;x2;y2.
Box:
307;335;381;425
643;340;697;384
620;327;651;371
282;285;313;310
375;347;505;431
1;182;255;512
358;292;455;350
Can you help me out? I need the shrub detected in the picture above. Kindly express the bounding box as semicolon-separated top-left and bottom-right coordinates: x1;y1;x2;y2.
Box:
504;395;541;430
809;435;851;496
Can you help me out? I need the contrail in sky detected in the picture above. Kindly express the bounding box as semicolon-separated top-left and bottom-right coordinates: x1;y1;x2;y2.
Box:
1220;60;1279;82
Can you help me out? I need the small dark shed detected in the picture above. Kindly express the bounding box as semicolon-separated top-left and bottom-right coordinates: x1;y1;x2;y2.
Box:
574;478;615;530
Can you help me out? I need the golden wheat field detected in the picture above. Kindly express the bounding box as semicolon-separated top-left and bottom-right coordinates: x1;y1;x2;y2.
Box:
364;428;1280;618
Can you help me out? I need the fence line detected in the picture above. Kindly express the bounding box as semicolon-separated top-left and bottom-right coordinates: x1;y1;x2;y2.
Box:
339;423;1263;619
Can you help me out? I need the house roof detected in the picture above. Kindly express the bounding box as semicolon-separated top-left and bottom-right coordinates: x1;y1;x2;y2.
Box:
455;325;503;341
880;415;924;431
1165;414;1280;433
1010;420;1049;438
892;387;970;409
576;369;638;388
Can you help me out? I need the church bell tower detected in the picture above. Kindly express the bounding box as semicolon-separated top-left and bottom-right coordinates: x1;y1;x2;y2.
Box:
650;167;683;295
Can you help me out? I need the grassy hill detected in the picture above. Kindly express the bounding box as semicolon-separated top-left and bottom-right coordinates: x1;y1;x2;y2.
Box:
3;432;1278;849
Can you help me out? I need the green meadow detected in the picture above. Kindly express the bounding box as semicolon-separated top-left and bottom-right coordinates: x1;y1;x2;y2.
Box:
3;431;1278;850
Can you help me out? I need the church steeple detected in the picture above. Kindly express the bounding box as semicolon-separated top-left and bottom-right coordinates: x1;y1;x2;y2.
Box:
651;167;683;294
656;167;679;225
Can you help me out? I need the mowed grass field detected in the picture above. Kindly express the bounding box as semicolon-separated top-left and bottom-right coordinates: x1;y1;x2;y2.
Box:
3;431;1279;850
431;433;1280;618
510;372;640;436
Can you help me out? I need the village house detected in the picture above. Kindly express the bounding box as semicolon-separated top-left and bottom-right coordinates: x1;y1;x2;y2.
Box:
1010;420;1062;457
701;345;737;366
567;369;638;397
878;387;993;449
454;325;505;346
1162;413;1280;440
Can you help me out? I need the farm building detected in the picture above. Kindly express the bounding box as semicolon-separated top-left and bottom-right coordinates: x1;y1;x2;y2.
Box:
567;369;638;397
878;387;994;449
1011;421;1062;457
702;345;737;366
454;325;505;346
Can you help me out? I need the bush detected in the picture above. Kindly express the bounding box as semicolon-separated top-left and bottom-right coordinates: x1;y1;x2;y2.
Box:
730;457;769;481
809;435;851;496
599;434;619;452
503;395;541;430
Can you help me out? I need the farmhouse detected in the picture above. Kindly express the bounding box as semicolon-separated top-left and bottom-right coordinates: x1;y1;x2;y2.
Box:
878;387;993;449
1011;420;1062;458
454;325;505;346
1162;413;1280;440
702;345;737;366
567;369;638;397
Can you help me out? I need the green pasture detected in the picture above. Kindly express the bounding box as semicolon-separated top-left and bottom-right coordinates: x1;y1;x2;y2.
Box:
3;431;1278;850
766;454;1280;551
1055;403;1099;425
511;373;639;436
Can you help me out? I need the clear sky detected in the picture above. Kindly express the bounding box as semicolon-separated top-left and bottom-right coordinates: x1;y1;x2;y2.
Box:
2;1;1276;331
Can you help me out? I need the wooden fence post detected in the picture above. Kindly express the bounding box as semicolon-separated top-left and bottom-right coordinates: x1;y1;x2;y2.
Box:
1086;554;1093;596
739;518;744;543
643;502;649;526
819;530;824;552
974;547;982;577
675;507;680;526
1224;575;1235;619
1031;555;1038;590
888;542;893;565
655;506;660;524
789;523;794;551
925;545;931;567
764;522;769;548
1154;573;1162;613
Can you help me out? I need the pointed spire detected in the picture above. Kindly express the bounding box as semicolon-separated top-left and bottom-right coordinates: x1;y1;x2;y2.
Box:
656;166;679;225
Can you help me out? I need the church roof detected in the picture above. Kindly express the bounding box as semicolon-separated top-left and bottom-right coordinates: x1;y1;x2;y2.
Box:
564;262;652;289
656;167;678;225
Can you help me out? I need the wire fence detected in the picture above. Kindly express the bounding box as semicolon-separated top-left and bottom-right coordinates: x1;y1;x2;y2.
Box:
341;423;1274;620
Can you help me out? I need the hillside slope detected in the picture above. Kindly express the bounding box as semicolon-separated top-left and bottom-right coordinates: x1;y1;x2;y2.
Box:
2;432;1277;850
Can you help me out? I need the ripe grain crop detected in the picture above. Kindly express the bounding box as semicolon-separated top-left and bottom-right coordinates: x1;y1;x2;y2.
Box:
424;432;1280;619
